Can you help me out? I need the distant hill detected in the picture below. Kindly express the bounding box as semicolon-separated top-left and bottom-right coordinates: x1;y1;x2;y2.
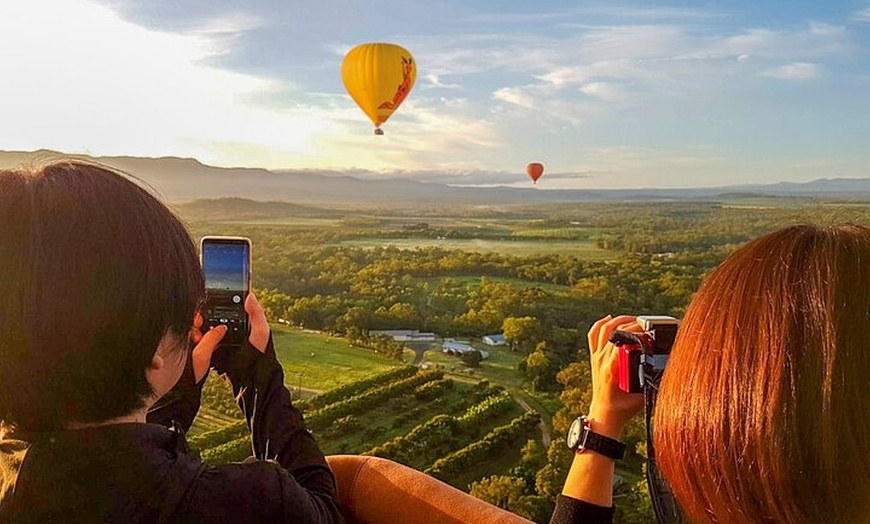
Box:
173;198;339;221
3;149;870;206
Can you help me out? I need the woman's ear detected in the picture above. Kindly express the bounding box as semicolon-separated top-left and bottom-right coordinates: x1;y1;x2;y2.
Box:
149;351;165;371
145;333;187;401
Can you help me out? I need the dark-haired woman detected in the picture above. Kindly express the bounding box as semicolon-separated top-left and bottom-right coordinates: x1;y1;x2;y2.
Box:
0;161;342;523
552;225;870;524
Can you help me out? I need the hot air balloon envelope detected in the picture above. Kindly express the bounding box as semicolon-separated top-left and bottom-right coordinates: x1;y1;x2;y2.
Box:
526;163;544;184
341;43;416;134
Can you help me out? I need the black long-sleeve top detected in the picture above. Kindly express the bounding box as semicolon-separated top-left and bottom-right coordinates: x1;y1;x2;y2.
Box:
0;336;343;524
549;495;615;524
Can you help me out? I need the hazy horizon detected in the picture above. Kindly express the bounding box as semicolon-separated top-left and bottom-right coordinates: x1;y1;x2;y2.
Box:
8;146;862;192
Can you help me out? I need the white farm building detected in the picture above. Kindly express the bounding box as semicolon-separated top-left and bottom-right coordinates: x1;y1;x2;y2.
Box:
371;330;437;342
442;339;489;360
482;334;506;346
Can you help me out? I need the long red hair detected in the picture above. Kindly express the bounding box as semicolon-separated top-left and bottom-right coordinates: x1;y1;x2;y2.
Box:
655;225;870;523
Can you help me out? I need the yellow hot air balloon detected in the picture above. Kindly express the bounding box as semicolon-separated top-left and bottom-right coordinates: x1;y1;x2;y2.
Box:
341;43;416;135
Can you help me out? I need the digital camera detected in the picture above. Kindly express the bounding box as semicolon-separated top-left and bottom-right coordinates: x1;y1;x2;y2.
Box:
613;315;679;394
610;315;686;524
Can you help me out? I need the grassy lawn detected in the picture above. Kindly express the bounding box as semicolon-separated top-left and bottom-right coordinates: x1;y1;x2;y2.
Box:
423;345;526;389
340;237;612;258
272;325;402;392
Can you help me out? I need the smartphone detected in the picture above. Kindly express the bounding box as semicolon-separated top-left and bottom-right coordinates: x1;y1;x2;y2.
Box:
200;236;252;347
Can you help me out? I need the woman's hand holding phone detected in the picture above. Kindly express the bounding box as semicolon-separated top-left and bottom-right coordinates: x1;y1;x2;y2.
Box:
190;293;271;382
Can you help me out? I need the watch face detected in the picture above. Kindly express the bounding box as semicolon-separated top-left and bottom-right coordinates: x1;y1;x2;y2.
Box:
567;418;583;449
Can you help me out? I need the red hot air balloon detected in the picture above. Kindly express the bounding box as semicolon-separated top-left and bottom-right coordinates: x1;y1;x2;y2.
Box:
526;163;544;184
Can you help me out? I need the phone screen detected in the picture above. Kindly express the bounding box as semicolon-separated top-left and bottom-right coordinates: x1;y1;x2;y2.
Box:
203;242;250;292
200;237;251;348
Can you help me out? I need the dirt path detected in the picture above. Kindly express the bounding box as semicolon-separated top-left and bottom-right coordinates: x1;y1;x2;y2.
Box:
510;390;552;449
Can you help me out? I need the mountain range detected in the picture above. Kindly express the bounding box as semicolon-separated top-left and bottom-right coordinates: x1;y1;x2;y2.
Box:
2;150;869;207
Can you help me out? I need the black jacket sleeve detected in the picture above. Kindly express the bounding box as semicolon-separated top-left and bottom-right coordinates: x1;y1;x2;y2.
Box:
146;354;206;433
549;495;615;524
209;335;343;523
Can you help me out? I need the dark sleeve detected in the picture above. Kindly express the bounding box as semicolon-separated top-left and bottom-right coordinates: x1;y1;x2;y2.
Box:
211;335;342;523
146;354;206;433
549;495;615;524
181;461;343;524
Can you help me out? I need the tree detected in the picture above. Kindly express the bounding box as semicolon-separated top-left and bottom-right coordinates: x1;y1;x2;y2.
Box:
502;316;543;353
461;349;483;367
520;439;545;472
524;342;554;392
535;439;572;499
336;306;373;334
370;333;406;361
552;362;593;435
511;439;545;487
469;475;527;510
255;288;294;321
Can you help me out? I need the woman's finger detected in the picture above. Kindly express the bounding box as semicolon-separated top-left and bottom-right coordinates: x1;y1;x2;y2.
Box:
192;325;227;382
189;311;204;344
588;315;612;353
597;315;636;351
615;322;643;336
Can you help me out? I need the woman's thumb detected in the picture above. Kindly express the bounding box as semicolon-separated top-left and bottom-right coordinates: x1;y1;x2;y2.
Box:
192;325;227;382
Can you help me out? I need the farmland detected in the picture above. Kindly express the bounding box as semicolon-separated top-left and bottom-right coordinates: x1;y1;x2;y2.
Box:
180;198;870;523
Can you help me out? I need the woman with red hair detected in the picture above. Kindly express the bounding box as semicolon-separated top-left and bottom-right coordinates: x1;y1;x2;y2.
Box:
552;225;870;523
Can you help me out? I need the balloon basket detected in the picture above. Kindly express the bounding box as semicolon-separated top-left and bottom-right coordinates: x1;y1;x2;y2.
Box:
374;128;384;135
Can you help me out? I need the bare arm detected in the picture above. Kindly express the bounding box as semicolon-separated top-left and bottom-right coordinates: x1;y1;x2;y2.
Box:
557;315;645;511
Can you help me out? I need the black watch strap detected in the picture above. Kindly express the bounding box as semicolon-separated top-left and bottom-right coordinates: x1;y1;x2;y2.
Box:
580;429;626;460
571;416;626;460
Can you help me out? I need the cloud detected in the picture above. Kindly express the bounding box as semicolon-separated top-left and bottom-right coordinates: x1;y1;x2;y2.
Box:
192;11;267;36
493;87;538;108
4;1;865;188
468;5;719;24
423;74;462;90
762;62;820;80
0;1;340;165
579;82;624;102
853;7;870;22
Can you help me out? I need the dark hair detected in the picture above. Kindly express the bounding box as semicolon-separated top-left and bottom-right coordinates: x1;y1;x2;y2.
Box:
0;160;204;430
655;224;870;524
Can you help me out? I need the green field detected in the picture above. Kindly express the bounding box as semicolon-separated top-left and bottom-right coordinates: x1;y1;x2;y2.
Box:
340;237;610;258
272;325;402;392
423;345;527;389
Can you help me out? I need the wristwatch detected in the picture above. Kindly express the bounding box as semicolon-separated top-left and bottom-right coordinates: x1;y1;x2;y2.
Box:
566;415;626;460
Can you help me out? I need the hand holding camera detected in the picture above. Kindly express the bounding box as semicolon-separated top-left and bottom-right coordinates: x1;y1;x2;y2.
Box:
612;316;679;395
586;315;646;439
603;314;685;524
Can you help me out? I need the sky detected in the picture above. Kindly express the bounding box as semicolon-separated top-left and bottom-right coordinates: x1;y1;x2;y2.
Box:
0;0;868;189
